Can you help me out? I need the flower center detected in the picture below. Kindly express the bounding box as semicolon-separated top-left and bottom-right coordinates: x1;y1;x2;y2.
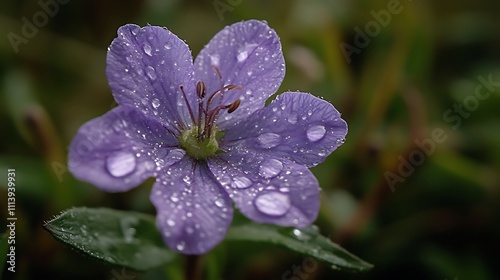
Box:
178;124;219;160
177;67;242;160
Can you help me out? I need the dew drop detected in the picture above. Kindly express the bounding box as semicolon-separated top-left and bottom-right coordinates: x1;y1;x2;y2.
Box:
336;138;346;145
257;132;281;149
146;65;157;80
237;51;248;62
306;125;326;142
143;43;153;56
259;159;283;179
164;42;172;50
183;175;192;184
167;219;175;226
176;241;185;251
106;152;136;177
170;195;179;203
210;54;220;66
214;198;225;207
254;192;291;216
152;98;161;109
232;176;253;189
287;114;298;124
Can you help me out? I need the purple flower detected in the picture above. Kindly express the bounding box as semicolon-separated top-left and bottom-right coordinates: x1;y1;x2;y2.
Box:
68;20;347;255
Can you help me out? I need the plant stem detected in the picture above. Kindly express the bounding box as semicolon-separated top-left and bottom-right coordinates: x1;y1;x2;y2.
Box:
185;254;202;280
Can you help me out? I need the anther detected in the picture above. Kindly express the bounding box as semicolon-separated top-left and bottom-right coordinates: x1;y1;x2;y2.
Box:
227;99;241;113
196;81;206;98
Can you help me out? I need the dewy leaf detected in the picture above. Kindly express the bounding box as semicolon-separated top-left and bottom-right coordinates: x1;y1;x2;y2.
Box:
43;207;176;271
225;223;373;272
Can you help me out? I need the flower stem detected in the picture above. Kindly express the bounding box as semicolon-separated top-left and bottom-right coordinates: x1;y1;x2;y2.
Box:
185;255;202;280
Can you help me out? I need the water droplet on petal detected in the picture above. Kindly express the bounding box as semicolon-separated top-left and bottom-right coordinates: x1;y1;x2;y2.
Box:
214;198;225;207
106;152;136;177
257;132;281;149
183;175;192;184
237;51;248;62
259;159;283;179
143;43;152;56
164;42;172;50
336;138;346;145
176;241;185;251
306;125;326;142
254;192;291;216
210;54;220;66
170;194;179;202
152;98;161;109
236;43;258;63
232;176;253;189
288;114;298;124
146;65;157;80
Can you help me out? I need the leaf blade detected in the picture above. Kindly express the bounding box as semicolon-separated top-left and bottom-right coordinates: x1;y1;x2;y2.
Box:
226;223;373;272
43;207;175;271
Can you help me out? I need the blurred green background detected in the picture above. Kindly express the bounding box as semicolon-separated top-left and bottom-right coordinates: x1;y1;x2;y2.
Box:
1;0;500;279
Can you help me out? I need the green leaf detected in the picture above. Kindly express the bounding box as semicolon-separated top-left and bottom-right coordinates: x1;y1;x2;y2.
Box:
226;223;373;272
43;207;176;271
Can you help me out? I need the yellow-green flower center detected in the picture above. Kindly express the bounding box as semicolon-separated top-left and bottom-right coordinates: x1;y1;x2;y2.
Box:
178;126;219;160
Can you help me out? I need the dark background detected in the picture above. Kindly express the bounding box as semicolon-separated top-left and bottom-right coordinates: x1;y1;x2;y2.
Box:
1;0;499;279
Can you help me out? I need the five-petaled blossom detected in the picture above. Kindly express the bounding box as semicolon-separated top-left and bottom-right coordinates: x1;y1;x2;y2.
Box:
69;20;347;255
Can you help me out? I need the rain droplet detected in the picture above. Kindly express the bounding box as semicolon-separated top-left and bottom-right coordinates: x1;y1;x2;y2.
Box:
106;152;136;177
292;229;309;241
257;132;281;149
143;43;152;56
210;54;220;66
237;51;248;62
167;219;175;226
183;175;192;184
164;42;172;50
336;138;346;145
232;176;253;189
236;43;258;62
146;65;157;80
176;241;185;251
306;125;326;142
288;114;298;124
152;98;161;109
259;159;283;179
254;192;291;216
214;198;225;207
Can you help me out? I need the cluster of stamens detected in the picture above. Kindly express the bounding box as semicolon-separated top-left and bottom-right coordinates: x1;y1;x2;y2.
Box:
178;67;242;160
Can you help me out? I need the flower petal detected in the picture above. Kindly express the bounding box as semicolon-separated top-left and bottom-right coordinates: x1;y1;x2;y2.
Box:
223;92;348;167
68;105;180;192
208;151;319;228
194;20;285;130
107;24;198;130
151;158;233;255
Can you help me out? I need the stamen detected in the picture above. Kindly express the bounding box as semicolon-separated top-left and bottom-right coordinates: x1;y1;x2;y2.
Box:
196;81;206;138
180;86;196;125
227;99;241;113
196;81;206;98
